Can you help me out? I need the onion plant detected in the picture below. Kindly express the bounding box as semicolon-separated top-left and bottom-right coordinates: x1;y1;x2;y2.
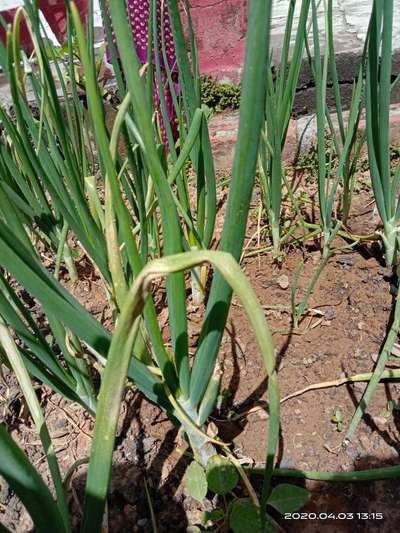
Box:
363;0;400;267
0;250;279;533
345;0;400;443
0;0;277;530
2;1;400;530
288;0;367;326
0;315;70;531
323;0;367;225
259;0;310;258
308;0;365;256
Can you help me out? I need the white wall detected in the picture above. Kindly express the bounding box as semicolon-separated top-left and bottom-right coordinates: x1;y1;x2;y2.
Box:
1;0;23;8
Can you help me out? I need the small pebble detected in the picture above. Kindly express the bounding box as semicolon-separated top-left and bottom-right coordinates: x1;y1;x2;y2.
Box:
54;419;68;430
359;434;371;451
336;255;354;267
324;307;336;320
371;415;388;429
302;355;317;367
345;445;361;461
257;409;269;420
277;274;289;289
280;457;295;468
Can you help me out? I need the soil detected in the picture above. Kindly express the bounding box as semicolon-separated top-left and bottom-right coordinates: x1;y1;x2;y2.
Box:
1;162;400;532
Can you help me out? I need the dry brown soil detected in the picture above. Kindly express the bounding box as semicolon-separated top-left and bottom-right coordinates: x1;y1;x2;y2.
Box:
1;167;400;532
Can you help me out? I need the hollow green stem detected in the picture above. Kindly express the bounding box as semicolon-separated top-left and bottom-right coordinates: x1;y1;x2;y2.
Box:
250;465;400;482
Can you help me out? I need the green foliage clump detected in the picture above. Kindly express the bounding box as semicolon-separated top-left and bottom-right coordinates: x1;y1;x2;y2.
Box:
201;76;241;112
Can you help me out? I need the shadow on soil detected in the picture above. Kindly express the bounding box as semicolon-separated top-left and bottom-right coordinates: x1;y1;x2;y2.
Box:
67;349;400;533
2;380;399;532
69;436;400;532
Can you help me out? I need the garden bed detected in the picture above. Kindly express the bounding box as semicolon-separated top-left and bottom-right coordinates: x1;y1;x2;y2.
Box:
2;2;400;532
1;160;400;532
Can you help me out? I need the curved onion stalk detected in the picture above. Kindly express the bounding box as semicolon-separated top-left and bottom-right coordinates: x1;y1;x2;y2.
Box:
260;0;310;258
80;251;279;532
365;0;400;266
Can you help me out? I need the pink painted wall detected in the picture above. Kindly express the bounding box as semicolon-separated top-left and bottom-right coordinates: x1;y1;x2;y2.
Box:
189;0;246;83
1;1;246;83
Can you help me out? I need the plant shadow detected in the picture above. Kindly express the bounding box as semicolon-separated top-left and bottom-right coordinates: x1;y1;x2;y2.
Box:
69;390;190;533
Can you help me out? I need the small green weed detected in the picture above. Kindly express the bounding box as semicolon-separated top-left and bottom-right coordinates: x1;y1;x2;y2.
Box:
184;454;310;532
331;410;344;432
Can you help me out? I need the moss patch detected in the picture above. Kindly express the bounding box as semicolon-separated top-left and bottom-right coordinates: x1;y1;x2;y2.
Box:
201;76;240;112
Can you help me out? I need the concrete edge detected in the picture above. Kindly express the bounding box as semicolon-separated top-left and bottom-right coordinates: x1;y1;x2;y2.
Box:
208;103;400;170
